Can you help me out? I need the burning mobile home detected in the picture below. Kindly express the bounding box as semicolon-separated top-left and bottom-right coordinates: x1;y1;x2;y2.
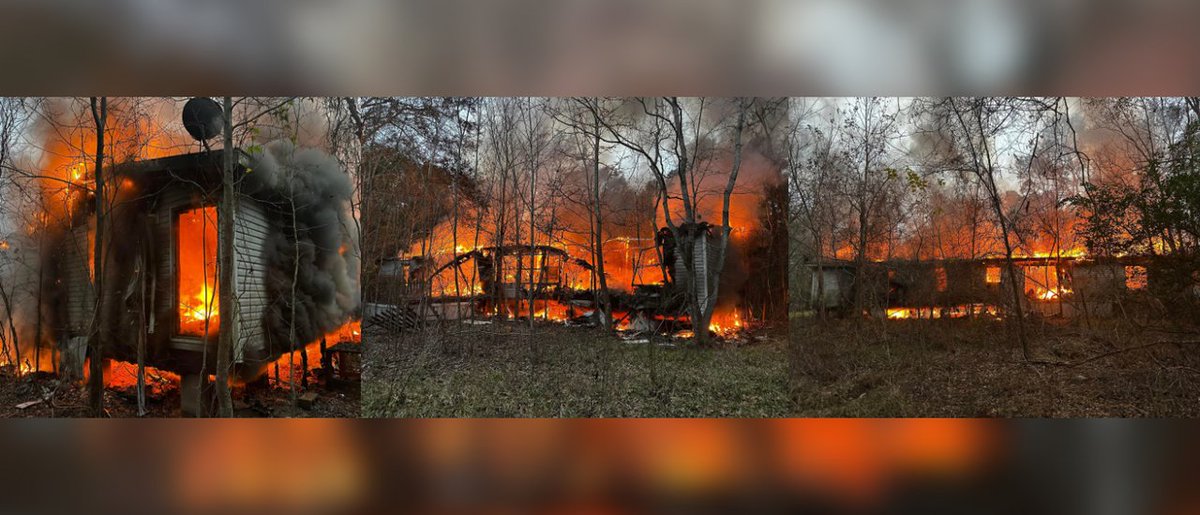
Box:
375;218;754;339
361;106;787;341
44;141;360;414
798;254;1184;321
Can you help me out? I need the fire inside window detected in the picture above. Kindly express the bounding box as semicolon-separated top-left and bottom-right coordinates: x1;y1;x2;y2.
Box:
1125;265;1148;290
177;206;219;337
985;266;1001;284
935;267;947;292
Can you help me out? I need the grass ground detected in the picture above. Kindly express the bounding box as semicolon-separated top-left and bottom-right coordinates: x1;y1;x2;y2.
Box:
363;321;792;417
789;314;1200;417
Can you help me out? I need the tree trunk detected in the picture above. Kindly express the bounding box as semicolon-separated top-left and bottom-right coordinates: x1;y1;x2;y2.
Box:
33;228;45;372
814;234;826;320
289;142;301;404
87;96;106;416
319;335;330;375
590;103;611;329
215;96;235;417
136;233;148;417
527;100;538;330
0;283;20;372
699;98;749;342
299;344;308;389
991;189;1031;360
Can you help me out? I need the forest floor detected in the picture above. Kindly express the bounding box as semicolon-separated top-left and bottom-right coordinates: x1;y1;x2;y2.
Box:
789;314;1200;416
363;320;792;417
0;365;359;418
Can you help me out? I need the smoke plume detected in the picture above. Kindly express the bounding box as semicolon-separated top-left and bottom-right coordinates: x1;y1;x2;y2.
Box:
246;140;360;357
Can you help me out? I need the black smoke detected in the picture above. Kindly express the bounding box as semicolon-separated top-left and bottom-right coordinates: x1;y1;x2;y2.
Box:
245;140;359;358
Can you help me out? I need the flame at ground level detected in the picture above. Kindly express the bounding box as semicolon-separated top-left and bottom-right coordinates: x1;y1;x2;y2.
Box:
483;299;575;321
477;298;752;339
256;319;362;387
78;320;363;396
886;304;1001;320
103;360;182;396
708;310;746;338
0;347;60;376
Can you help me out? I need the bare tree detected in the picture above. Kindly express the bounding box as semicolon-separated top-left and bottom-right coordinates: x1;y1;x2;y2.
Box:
922;97;1033;359
87;96;107;416
214;96;236;417
594;97;750;345
784;99;838;318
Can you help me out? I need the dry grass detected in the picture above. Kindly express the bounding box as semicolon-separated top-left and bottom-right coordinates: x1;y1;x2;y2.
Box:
789;314;1200;417
363;321;792;417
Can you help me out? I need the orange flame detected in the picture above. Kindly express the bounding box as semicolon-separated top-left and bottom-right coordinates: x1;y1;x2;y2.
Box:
177;206;220;337
1033;287;1072;301
485;299;575;322
886;304;1000;320
260;319;361;386
102;360;182;396
708;310;745;337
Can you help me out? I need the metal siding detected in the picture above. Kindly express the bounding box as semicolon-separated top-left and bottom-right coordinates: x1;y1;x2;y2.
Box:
157;188;192;341
233;199;270;362
63;225;94;335
694;233;709;309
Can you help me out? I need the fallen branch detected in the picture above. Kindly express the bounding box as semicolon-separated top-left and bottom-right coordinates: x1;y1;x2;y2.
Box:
1068;340;1200;367
14;399;42;410
1016;339;1200;368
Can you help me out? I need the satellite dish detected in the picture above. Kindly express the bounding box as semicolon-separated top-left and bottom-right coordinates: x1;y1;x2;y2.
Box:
182;97;223;141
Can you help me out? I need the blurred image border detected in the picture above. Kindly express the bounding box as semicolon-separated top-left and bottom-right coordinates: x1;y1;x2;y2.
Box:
0;0;1197;96
0;418;1194;514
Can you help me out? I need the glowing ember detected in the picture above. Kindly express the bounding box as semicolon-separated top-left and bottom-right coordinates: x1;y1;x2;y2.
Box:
177;206;220;337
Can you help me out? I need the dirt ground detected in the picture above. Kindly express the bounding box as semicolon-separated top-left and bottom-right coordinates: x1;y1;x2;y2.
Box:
363;321;792;417
790;314;1200;417
0;367;360;418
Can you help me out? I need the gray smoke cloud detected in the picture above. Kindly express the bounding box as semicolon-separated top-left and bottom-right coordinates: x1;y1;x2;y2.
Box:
245;140;360;357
